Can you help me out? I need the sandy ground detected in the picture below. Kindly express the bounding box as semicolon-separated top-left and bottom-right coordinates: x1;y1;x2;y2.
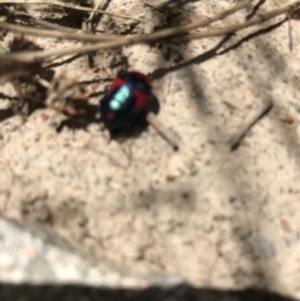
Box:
1;0;300;299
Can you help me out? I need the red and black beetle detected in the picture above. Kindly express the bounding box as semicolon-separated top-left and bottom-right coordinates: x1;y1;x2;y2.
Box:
98;70;153;132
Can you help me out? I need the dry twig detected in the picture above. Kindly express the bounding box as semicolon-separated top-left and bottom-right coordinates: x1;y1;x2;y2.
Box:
230;100;273;151
0;0;299;65
0;22;121;42
0;0;255;43
176;1;300;41
0;0;258;63
146;112;179;151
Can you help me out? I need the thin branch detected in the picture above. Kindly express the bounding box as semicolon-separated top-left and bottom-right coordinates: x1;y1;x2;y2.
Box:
230;99;273;151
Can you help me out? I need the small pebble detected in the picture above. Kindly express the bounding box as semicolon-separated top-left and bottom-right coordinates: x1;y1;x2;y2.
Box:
281;219;292;233
240;243;253;256
175;70;186;80
26;156;36;165
40;113;49;122
187;159;198;176
255;235;276;258
166;154;185;181
269;67;277;78
281;114;294;124
172;83;182;93
293;104;300;113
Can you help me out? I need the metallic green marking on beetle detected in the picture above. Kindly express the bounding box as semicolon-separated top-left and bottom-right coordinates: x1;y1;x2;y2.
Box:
110;86;131;110
136;81;146;91
109;99;121;110
117;85;130;102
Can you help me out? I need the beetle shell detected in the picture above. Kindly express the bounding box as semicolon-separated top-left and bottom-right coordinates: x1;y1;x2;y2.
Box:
99;71;152;132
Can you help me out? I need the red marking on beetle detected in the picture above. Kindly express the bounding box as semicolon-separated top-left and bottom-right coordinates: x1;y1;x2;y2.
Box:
108;77;125;92
106;112;115;121
133;90;151;111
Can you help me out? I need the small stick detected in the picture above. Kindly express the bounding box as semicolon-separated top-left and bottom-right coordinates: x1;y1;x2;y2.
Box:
230;100;273;151
0;0;286;46
146;112;179;151
0;22;120;42
0;0;253;44
0;0;257;63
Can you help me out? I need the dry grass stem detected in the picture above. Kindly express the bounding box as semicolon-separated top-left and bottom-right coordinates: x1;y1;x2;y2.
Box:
0;0;299;66
0;22;122;42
